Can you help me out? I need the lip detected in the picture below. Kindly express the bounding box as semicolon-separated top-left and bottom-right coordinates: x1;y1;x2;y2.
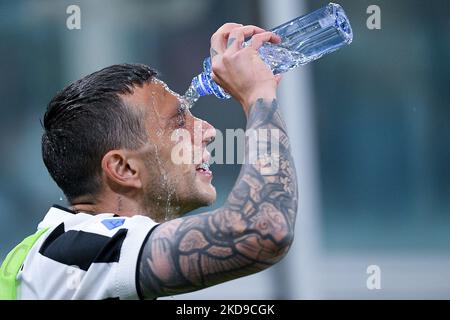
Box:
196;167;213;180
194;150;212;180
195;159;211;170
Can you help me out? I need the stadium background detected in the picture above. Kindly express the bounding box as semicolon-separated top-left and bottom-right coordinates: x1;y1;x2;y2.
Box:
0;0;449;299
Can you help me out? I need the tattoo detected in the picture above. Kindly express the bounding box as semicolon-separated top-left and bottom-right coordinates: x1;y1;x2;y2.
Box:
117;195;122;213
227;37;236;48
138;98;298;299
210;47;218;58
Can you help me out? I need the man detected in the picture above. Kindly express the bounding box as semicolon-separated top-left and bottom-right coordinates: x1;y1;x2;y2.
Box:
2;23;298;299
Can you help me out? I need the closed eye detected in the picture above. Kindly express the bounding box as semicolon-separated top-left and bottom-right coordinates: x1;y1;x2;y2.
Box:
176;105;186;128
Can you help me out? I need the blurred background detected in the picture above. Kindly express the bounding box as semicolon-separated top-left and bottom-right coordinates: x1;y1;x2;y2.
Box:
1;0;449;299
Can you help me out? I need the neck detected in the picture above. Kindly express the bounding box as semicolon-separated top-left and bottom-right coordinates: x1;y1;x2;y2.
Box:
70;192;188;223
70;193;139;217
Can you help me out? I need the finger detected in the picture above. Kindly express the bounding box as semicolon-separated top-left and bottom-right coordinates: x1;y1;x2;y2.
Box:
249;32;281;51
210;23;243;55
216;22;244;35
228;25;267;43
225;25;267;54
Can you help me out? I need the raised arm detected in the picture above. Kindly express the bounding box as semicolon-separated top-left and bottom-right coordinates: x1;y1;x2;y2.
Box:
137;24;298;299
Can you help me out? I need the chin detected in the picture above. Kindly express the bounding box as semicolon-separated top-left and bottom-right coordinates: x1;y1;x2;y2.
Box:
204;187;217;205
199;185;217;206
192;184;217;208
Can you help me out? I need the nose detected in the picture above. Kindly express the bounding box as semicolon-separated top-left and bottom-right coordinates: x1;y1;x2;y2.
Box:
202;120;216;145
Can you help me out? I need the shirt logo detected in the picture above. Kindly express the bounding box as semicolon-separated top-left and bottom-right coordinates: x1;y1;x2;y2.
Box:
101;219;125;230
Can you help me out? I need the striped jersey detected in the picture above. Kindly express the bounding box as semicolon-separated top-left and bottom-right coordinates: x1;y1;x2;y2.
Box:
16;205;158;300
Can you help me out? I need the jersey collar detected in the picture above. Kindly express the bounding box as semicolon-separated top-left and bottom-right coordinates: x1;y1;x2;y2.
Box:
37;205;77;230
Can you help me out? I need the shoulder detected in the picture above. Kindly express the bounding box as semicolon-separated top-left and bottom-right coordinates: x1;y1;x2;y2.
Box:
38;214;158;270
19;214;158;299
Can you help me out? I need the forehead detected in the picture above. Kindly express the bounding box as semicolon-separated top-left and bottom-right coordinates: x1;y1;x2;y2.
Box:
120;80;181;117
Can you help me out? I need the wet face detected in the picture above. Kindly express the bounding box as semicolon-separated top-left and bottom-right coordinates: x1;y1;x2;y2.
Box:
121;81;216;220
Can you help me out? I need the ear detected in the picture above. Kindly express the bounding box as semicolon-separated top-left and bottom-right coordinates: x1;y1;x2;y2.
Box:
101;150;143;189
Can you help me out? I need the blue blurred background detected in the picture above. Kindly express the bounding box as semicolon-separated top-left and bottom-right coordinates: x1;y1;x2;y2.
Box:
1;0;449;299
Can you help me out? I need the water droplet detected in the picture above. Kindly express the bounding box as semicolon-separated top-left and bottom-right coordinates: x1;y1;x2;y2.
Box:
182;84;199;109
153;78;198;109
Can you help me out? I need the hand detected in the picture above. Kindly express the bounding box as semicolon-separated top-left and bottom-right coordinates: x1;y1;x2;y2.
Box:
209;23;282;116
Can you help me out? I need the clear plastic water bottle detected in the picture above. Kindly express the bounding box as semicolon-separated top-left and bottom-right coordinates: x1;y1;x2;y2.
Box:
183;2;353;106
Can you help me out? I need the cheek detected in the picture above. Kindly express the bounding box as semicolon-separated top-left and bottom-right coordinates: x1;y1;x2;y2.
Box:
175;162;195;175
167;131;197;168
162;139;194;175
178;164;194;180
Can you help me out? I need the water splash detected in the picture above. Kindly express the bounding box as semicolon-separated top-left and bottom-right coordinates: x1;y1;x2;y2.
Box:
156;128;164;137
152;77;198;110
149;79;196;221
182;84;200;109
152;145;174;221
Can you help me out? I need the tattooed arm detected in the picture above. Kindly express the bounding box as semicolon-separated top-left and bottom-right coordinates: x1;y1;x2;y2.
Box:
137;24;298;299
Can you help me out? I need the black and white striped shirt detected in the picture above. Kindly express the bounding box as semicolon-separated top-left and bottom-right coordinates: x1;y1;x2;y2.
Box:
17;205;158;300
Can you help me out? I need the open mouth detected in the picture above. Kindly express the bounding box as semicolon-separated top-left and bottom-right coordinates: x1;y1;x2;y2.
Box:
196;161;212;177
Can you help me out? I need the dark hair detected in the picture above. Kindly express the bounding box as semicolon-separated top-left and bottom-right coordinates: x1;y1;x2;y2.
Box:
42;63;157;201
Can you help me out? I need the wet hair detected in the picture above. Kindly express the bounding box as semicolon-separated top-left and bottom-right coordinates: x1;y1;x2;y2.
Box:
42;63;157;202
